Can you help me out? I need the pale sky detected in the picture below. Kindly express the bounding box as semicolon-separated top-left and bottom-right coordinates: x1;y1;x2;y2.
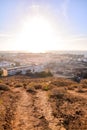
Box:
0;0;87;52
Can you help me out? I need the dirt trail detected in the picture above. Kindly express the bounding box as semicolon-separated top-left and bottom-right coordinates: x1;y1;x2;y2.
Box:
35;90;66;130
3;87;66;130
11;88;51;130
12;88;34;130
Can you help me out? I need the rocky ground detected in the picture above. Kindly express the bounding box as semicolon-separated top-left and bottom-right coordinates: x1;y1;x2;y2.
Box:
0;75;87;130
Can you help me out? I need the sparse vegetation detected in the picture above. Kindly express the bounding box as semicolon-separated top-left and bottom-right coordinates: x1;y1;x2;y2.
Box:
42;85;49;91
0;84;9;91
77;88;86;93
51;78;73;87
26;85;35;93
14;83;23;88
0;75;87;130
26;70;53;78
34;84;42;89
0;69;3;76
80;79;87;88
50;88;66;99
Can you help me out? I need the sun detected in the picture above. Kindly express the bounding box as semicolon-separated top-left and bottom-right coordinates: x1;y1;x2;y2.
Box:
15;15;58;52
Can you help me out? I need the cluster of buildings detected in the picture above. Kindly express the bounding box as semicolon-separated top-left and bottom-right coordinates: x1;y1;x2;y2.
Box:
0;64;45;76
0;52;87;77
0;61;15;68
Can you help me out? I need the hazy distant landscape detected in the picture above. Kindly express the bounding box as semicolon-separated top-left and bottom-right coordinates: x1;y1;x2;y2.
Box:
0;51;87;78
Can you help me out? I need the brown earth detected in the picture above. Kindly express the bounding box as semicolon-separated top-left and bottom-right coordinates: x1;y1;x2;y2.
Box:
0;75;87;130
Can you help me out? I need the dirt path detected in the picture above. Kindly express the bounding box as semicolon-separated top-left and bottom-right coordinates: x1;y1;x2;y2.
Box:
11;88;52;130
3;87;66;130
35;90;66;130
12;88;34;130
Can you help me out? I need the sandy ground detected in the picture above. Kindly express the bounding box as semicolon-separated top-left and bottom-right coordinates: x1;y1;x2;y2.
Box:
11;88;65;130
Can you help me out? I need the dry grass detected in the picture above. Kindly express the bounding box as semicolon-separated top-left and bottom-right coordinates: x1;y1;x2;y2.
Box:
0;76;87;130
77;88;85;93
67;83;79;90
26;85;35;93
50;88;67;99
0;84;10;91
51;78;74;87
80;79;87;88
14;83;23;88
25;81;52;91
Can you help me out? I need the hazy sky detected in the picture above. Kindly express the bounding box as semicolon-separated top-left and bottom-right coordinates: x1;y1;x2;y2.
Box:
0;0;87;52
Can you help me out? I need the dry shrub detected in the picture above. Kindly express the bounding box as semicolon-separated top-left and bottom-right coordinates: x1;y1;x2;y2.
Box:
27;81;51;90
82;84;87;88
67;84;79;90
50;88;67;99
5;82;10;85
34;85;42;89
23;83;27;88
25;82;35;92
81;80;87;88
77;88;86;93
15;83;23;88
68;87;74;90
0;79;2;83
51;79;73;87
26;85;35;93
0;84;10;91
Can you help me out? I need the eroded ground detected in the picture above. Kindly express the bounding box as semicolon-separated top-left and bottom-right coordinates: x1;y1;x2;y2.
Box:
0;76;87;130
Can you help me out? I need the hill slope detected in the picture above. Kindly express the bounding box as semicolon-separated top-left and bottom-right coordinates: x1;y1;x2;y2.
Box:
0;76;87;130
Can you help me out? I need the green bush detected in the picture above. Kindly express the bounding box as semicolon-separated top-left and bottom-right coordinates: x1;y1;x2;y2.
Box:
42;85;49;91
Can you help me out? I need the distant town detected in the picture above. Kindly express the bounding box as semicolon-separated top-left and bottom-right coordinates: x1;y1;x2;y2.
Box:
0;51;87;78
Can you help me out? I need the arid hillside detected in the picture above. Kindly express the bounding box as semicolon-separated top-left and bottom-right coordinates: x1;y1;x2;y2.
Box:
0;75;87;130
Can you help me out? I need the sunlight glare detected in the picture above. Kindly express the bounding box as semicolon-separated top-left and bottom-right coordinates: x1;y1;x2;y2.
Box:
16;15;59;52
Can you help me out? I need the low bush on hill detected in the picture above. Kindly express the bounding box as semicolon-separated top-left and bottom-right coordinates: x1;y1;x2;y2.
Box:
15;83;23;88
51;79;73;87
50;88;67;99
26;71;53;78
0;84;10;91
